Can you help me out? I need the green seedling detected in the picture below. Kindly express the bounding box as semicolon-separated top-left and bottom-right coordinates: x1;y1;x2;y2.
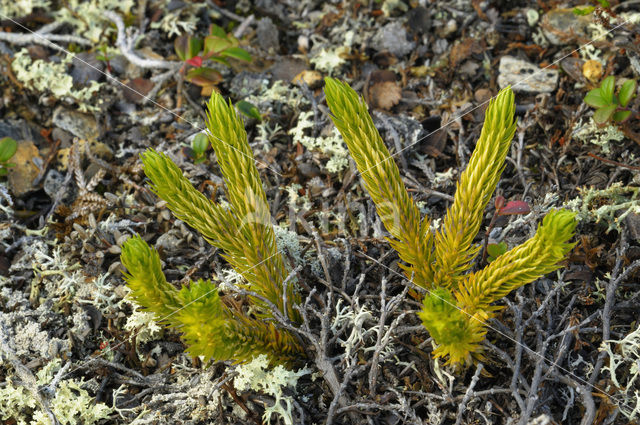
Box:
95;44;113;74
584;75;637;125
120;93;302;366
187;132;209;164
325;78;577;365
0;137;18;177
175;24;252;94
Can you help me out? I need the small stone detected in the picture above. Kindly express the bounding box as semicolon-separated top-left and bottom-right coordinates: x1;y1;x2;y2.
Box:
70;52;104;86
625;213;640;243
43;169;66;198
269;58;307;82
109;55;129;76
52;107;100;140
497;56;558;93
292;70;323;88
439;19;458;38
407;6;431;34
583;59;603;82
8;140;42;196
229;71;269;98
540;9;591;45
371;22;415;57
155;231;183;252
51;128;73;148
256;17;279;52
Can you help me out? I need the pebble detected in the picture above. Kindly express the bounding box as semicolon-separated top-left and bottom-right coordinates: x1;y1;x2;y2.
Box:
497;56;558;93
43;169;66;199
371;22;415;57
540;9;591;45
8;140;42;197
229;71;269;98
52;106;100;140
256;17;279;52
70;52;104;86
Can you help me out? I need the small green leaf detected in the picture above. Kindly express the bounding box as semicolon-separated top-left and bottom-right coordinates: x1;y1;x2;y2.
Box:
593;104;617;124
600;76;615;104
573;6;595;15
236;100;261;121
220;47;252;62
487;242;508;262
191;133;209;154
209;24;227;38
596;0;610;7
612;110;632;122
204;35;233;55
208;56;231;67
0;168;7;176
0;137;18;163
618;79;637;107
584;88;608;108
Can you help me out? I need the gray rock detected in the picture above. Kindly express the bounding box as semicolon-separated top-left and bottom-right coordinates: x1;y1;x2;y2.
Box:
51;128;73;148
0;119;43;144
43;169;66;199
541;9;591;45
229;71;270;98
371;22;415;57
70;52;104;86
497;56;558;93
52;107;100;140
256;17;279;52
109;55;129;76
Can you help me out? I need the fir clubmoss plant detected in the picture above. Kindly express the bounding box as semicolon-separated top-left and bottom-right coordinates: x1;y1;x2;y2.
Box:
120;92;302;365
324;78;577;365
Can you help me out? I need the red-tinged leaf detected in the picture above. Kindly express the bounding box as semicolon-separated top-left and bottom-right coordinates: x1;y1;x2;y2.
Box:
186;56;203;67
122;78;154;103
498;200;531;216
186;67;223;87
175;35;202;61
494;195;506;210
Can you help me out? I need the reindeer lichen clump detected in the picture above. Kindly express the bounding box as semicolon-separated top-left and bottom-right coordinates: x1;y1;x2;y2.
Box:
324;78;577;365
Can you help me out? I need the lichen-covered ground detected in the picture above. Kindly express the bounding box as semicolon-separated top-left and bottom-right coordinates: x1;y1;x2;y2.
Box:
1;1;640;424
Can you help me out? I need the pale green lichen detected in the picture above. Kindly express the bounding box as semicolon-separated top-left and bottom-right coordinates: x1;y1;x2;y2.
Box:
289;110;349;173
600;325;640;420
149;0;206;37
234;355;311;425
11;49;102;112
123;307;163;345
572;118;625;154
564;183;640;233
309;46;349;75
0;0;50;17
54;0;134;43
0;358;112;425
